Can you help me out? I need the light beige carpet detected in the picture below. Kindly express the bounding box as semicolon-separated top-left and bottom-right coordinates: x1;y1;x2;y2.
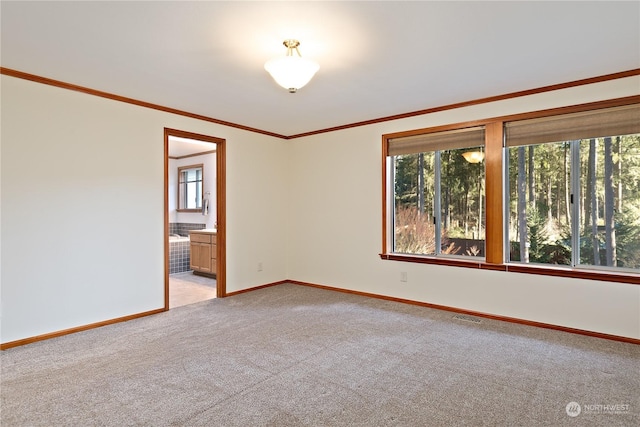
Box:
1;283;638;426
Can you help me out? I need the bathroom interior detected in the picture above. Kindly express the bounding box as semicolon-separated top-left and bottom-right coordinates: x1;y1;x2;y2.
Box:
168;136;218;308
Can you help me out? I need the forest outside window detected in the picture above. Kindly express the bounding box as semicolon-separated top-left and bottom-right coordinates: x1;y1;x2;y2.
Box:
177;164;203;212
387;126;486;258
505;104;640;271
383;98;640;282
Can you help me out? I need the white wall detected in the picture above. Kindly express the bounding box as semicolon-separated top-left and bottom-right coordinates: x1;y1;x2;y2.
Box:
168;152;217;229
287;76;640;340
1;73;638;344
0;75;289;344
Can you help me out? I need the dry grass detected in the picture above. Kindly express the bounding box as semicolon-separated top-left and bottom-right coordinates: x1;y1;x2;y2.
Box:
394;205;457;254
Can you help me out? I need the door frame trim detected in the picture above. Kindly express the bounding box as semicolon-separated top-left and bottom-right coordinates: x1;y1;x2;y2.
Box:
164;128;227;309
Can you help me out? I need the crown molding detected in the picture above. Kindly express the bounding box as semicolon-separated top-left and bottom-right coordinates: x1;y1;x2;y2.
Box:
3;67;639;140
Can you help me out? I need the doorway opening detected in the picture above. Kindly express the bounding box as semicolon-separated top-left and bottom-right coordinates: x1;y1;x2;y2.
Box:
164;128;226;310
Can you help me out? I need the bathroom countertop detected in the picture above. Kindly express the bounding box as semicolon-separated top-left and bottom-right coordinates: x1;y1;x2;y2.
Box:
190;229;217;234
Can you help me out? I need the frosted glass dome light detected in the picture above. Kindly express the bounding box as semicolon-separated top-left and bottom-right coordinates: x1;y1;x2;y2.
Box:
264;40;319;93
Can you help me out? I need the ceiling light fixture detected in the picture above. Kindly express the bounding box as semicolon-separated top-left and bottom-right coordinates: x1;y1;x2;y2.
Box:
264;39;319;93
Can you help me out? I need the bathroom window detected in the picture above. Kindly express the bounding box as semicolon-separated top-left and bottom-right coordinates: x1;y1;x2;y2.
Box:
177;164;203;212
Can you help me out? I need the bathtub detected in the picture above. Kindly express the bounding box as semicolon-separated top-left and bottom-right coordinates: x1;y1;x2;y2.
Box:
169;235;191;274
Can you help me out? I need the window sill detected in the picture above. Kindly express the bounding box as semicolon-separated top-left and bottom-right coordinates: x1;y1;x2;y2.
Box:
176;209;202;213
379;253;640;285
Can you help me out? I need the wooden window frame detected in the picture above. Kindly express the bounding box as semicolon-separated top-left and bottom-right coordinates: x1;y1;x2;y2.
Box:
177;163;204;213
381;95;640;285
385;122;488;259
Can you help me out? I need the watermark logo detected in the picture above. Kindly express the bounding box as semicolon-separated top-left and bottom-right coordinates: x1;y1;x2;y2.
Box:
566;402;581;417
566;401;630;417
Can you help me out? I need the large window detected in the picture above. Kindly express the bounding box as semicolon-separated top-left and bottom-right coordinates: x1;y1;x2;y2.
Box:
506;104;640;271
387;126;486;258
382;99;640;282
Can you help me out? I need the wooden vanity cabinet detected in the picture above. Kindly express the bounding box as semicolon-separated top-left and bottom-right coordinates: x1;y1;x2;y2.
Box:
189;230;217;277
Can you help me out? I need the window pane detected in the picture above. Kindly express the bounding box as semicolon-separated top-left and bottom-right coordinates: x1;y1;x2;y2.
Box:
507;134;640;271
508;143;571;265
392;147;485;258
186;182;197;209
177;165;203;210
393;153;436;255
579;134;640;269
441;147;485;257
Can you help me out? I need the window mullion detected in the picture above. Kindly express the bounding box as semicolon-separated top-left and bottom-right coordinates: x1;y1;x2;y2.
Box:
503;145;511;262
388;156;397;253
485;121;503;264
434;151;442;255
570;140;582;267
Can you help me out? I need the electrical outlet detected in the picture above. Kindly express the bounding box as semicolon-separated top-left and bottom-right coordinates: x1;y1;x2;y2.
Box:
400;272;408;282
257;262;263;272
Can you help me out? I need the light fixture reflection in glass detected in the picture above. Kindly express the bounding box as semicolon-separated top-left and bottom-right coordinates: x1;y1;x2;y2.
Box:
462;151;485;163
264;39;319;93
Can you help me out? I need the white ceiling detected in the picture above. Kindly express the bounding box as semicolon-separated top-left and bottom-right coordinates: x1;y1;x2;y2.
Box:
168;136;217;158
1;1;638;137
